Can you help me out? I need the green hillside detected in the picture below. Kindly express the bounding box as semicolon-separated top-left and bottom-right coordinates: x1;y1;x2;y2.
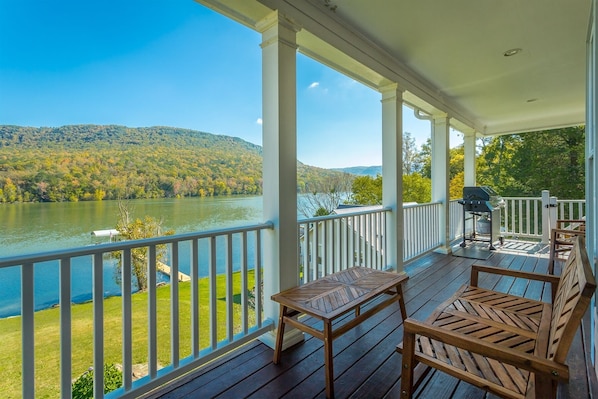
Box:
333;165;382;177
0;125;345;202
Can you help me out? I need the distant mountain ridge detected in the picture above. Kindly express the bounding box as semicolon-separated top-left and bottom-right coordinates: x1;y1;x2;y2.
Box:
332;165;382;177
0;124;263;152
0;124;345;202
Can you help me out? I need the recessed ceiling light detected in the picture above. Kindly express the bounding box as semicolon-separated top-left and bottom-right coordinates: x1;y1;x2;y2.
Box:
503;48;522;57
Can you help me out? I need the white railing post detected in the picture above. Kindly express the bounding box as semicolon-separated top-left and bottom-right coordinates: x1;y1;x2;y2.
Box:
22;263;35;399
541;190;550;243
59;258;72;398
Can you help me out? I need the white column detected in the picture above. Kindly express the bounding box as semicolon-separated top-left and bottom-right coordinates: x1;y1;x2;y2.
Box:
431;114;451;254
588;0;598;366
257;11;303;349
381;84;404;273
463;129;476;187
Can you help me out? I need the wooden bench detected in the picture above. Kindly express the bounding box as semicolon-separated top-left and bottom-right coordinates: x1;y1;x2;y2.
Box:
397;236;595;399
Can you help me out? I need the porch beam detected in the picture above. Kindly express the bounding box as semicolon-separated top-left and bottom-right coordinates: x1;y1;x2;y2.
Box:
381;84;404;272
258;11;304;350
252;0;482;133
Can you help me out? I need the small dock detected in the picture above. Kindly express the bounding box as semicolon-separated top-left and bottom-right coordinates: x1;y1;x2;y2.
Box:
91;229;120;243
157;260;191;282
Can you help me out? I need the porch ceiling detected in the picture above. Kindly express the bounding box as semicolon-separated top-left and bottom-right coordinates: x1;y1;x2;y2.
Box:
199;0;590;136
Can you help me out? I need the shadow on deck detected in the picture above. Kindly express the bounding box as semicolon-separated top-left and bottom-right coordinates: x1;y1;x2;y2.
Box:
144;240;597;399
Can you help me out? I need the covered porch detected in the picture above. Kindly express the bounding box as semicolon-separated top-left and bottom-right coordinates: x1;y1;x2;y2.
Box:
172;0;596;396
145;246;597;398
3;0;597;398
208;0;594;363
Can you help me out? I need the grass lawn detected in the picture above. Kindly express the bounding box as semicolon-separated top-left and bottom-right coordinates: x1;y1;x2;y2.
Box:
0;270;257;399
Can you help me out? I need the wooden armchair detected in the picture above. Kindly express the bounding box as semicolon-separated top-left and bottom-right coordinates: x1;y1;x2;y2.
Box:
397;236;595;399
548;219;585;274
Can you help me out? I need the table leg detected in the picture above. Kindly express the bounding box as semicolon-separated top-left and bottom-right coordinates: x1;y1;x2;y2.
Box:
273;305;287;364
396;283;408;320
323;319;334;398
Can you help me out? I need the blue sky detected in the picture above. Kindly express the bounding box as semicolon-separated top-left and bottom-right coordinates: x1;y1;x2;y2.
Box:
0;0;442;168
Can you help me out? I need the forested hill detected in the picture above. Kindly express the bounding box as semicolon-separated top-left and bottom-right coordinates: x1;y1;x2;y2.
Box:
0;125;262;152
0;125;345;202
333;165;382;177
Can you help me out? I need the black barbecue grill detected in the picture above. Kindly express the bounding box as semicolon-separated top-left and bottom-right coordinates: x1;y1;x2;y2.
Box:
458;186;504;249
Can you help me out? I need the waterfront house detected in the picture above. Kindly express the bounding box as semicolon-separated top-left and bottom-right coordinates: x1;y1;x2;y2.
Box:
3;0;596;397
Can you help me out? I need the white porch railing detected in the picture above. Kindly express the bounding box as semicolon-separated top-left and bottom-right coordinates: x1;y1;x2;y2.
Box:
298;202;446;283
556;199;586;220
298;207;390;283
501;196;544;239
0;222;273;399
449;199;464;242
500;196;586;240
403;202;443;260
3;194;587;398
450;193;586;242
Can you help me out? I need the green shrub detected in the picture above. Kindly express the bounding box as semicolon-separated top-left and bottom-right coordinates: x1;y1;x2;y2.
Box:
72;364;123;399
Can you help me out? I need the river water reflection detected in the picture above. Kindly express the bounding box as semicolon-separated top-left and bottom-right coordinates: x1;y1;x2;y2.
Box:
0;196;263;318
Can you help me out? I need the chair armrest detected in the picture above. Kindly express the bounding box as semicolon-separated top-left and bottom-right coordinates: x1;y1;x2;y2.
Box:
402;318;569;381
470;264;560;287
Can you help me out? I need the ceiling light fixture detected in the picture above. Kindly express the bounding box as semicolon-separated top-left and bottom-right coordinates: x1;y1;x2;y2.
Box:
503;48;522;57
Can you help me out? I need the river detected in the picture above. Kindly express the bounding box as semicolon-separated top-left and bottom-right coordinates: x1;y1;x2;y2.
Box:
0;196;264;318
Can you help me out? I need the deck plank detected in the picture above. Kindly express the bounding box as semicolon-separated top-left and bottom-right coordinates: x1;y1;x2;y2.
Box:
147;246;596;399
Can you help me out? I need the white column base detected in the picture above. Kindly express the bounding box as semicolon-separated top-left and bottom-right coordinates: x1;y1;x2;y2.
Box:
259;327;305;351
434;245;452;255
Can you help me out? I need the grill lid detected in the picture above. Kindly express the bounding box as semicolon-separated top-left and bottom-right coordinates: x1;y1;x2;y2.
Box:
463;186;498;201
459;186;504;211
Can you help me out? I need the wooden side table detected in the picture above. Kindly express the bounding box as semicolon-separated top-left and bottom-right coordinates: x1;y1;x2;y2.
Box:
271;266;408;398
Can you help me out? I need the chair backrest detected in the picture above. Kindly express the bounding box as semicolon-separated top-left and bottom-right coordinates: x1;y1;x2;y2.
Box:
556;219;586;232
548;235;596;363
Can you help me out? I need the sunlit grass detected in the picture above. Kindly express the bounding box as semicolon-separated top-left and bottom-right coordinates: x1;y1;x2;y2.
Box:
0;270;256;399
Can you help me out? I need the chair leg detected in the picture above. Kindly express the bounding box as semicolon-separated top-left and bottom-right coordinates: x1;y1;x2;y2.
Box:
534;374;557;399
548;230;556;275
400;329;417;399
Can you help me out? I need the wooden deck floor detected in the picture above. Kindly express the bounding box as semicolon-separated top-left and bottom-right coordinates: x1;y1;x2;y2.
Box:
146;242;598;399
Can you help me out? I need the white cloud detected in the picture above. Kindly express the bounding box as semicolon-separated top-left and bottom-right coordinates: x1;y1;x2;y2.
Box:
256;118;263;125
308;82;320;89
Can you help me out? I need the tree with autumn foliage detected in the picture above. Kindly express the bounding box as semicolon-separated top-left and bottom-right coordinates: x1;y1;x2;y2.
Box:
113;201;175;291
